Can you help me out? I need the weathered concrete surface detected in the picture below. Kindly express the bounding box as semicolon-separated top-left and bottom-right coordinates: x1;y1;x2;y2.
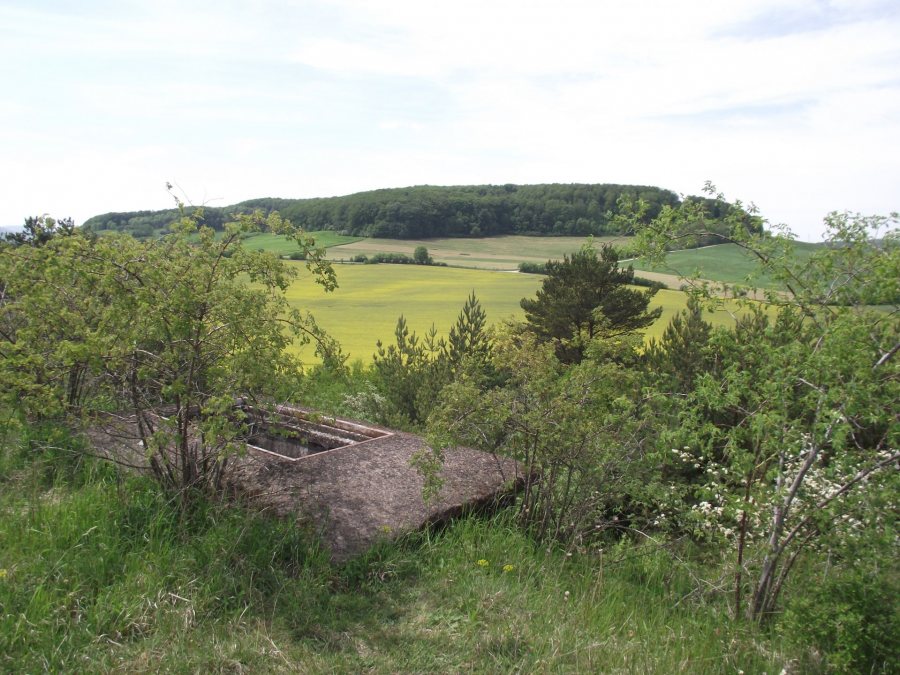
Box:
226;421;520;562
87;412;521;563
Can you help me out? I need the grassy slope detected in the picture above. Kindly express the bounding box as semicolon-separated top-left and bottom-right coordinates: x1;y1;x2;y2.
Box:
241;230;363;256
284;263;745;363
630;242;820;288
0;442;797;673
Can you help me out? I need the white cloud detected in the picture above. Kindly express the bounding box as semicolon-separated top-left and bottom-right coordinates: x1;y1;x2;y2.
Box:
0;0;898;240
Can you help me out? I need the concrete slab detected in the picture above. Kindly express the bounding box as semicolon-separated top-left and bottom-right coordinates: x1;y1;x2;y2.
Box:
87;409;521;562
226;411;521;562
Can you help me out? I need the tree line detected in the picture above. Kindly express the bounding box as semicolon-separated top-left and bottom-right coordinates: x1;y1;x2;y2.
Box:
82;183;756;243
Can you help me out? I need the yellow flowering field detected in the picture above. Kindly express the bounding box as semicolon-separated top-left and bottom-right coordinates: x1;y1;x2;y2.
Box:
283;263;745;363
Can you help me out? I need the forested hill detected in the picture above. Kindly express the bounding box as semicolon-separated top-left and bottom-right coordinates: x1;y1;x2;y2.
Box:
83;183;748;240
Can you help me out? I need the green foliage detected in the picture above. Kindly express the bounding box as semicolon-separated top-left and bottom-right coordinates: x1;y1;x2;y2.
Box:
447;291;493;372
616;182;765;253
0;222;110;417
0;201;341;503
369;317;449;428
368;293;493;428
366;251;413;265
1;214;76;246
428;327;656;545
517;261;548;274
782;553;899;673
643;295;713;392
84;183;689;240
631;190;900;624
520;243;662;363
630;275;667;290
360;250;445;266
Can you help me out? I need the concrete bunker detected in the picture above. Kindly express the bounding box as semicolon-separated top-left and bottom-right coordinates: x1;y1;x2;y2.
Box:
88;403;521;562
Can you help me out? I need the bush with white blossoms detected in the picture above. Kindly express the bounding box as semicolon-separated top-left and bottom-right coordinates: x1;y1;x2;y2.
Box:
638;207;899;622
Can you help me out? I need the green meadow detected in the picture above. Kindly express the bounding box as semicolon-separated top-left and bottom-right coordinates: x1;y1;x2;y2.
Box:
244;230;363;256
284;263;745;363
630;242;820;288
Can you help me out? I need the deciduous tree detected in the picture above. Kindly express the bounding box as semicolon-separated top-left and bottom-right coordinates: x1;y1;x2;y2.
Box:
630;190;900;623
0;201;340;505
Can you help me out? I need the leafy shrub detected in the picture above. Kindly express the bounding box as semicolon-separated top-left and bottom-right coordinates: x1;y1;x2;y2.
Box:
782;563;898;673
518;262;547;274
631;276;666;289
367;252;414;265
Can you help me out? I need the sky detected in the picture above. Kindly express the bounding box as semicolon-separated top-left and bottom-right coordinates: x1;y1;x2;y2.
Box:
2;0;899;241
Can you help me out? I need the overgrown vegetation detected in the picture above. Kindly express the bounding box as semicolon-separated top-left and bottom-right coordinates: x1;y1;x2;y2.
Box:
0;423;801;673
2;186;897;672
0;202;340;505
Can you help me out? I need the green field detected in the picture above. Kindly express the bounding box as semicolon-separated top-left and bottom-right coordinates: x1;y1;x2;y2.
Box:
235;232;821;290
326;235;629;270
286;264;540;363
242;230;363;255
246;233;824;291
284;263;745;363
630;242;820;288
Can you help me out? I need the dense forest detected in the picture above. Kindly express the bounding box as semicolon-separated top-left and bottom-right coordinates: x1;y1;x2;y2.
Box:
82;183;755;242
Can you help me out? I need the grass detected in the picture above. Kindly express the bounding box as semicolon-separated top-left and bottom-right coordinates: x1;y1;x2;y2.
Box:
241;230;363;256
284;263;748;363
630;242;821;288
325;234;630;270
0;421;799;672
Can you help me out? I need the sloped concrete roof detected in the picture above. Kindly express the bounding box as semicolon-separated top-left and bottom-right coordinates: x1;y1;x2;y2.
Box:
87;411;521;562
226;419;520;561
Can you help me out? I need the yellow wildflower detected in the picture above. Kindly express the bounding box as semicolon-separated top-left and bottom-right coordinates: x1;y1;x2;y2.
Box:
502;564;514;573
476;559;489;567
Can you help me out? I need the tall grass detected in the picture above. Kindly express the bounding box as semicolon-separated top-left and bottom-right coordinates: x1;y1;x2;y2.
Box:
0;426;332;671
0;423;803;672
321;517;798;673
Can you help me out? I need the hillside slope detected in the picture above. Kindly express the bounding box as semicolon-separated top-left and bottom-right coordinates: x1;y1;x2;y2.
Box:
82;183;750;241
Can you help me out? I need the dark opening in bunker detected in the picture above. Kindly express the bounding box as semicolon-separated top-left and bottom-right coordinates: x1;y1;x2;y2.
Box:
247;430;328;459
242;404;391;462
